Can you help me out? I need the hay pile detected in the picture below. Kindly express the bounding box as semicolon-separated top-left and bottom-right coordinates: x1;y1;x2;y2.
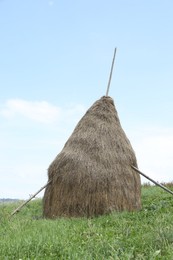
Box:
43;96;141;218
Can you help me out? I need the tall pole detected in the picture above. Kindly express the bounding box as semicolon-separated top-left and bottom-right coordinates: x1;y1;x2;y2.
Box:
132;166;173;196
10;180;52;217
106;47;117;96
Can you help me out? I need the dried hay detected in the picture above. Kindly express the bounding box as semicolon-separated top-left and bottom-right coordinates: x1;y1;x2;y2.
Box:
43;96;141;218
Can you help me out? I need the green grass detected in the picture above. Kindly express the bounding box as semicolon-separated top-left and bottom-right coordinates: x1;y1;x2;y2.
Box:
0;185;173;259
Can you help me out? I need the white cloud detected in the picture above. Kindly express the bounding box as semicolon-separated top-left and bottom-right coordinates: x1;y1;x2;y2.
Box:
0;99;86;125
129;127;173;183
0;99;61;123
0;98;87;198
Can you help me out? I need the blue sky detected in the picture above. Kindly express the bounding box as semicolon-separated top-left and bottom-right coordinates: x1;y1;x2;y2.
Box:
0;0;173;199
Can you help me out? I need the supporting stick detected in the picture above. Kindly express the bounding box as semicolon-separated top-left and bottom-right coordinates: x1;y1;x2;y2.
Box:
106;47;117;96
11;180;52;217
132;166;173;196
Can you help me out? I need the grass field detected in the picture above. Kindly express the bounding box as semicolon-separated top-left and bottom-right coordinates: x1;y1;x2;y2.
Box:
0;184;173;259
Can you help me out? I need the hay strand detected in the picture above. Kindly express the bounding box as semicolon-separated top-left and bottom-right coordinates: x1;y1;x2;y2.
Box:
43;96;141;218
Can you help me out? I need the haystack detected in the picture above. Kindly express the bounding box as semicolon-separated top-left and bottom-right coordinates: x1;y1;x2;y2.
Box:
43;96;141;218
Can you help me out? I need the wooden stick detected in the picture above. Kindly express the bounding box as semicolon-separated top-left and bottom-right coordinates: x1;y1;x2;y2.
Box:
10;180;52;217
132;165;173;196
106;47;117;96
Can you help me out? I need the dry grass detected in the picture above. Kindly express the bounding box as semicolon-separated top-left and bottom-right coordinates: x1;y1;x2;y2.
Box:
43;96;141;218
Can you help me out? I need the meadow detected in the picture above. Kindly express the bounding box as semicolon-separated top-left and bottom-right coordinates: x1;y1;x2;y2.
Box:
0;184;173;259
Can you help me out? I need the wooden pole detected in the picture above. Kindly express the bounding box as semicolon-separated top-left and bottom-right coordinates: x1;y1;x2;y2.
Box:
106;47;117;96
10;180;52;217
132;165;173;196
